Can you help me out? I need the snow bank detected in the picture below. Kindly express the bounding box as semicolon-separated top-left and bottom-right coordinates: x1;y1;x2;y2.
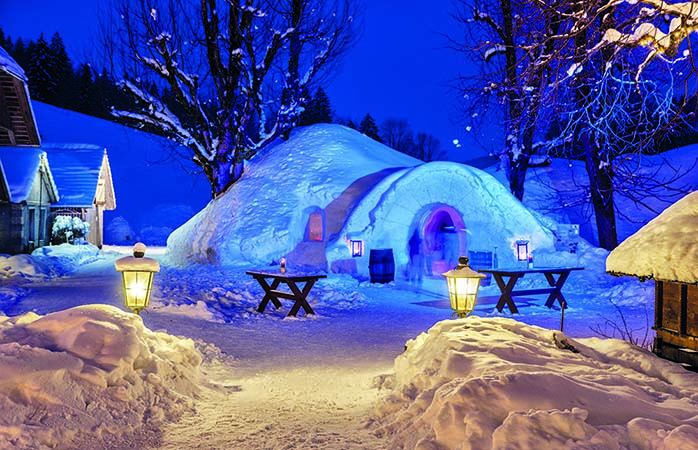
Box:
373;317;698;449
607;191;698;284
0;305;201;449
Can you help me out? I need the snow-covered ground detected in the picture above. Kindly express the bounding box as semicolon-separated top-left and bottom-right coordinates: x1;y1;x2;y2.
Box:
1;124;698;448
0;239;680;449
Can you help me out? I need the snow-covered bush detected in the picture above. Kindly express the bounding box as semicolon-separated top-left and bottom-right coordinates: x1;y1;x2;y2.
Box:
51;215;90;244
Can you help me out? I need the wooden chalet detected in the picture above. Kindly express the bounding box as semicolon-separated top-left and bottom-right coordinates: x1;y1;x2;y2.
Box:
0;148;59;253
607;191;698;368
0;46;40;147
0;45;117;252
45;144;116;248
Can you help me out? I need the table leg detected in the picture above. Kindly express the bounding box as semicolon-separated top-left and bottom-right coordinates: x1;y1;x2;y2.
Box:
287;279;317;316
256;277;283;313
544;271;571;309
492;274;520;314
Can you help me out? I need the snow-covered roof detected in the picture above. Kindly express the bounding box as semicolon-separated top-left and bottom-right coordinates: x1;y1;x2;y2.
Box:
607;191;698;283
43;143;109;208
0;147;59;203
0;45;26;81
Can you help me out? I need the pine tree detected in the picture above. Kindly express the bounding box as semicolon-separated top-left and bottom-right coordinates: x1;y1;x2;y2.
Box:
359;113;381;142
0;27;9;51
27;34;54;102
12;38;30;73
76;63;97;115
49;32;75;108
299;87;333;125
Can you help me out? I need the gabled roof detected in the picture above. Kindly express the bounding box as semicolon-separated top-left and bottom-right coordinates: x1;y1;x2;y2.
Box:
42;143;114;209
0;147;59;203
607;191;698;284
0;45;26;81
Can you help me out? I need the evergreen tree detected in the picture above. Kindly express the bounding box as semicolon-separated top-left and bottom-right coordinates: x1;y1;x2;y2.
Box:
359;113;381;142
12;38;30;73
299;87;333;125
76;63;97;115
0;27;9;51
49;32;75;108
26;34;54;102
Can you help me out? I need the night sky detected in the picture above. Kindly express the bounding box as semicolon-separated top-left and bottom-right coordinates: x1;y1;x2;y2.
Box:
0;0;493;161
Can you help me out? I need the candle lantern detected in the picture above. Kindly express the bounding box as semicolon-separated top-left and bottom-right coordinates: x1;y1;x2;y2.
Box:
442;256;487;318
115;243;160;314
350;239;364;257
516;240;529;262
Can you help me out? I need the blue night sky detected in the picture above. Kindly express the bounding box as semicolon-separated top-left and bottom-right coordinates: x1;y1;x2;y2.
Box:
0;0;493;161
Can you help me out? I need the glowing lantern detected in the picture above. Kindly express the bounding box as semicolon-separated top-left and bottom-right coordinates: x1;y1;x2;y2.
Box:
308;213;323;241
516;240;529;261
350;239;364;257
115;243;160;314
442;256;486;318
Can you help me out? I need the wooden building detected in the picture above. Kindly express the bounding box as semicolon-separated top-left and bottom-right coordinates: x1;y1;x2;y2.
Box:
607;191;698;368
0;148;59;254
45;144;116;248
0;45;117;252
0;47;40;147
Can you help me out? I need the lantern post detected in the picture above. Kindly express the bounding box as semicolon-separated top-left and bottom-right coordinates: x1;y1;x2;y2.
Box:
115;243;160;314
442;256;487;318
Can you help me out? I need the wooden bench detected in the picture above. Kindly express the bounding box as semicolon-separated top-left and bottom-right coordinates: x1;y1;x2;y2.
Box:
246;270;327;317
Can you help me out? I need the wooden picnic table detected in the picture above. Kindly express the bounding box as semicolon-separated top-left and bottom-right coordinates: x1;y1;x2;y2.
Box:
478;266;584;314
246;270;327;317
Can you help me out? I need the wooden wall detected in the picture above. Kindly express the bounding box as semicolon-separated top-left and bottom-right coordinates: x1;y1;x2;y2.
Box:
655;281;698;367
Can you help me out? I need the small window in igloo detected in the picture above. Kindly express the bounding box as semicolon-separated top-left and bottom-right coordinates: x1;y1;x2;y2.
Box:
308;212;324;241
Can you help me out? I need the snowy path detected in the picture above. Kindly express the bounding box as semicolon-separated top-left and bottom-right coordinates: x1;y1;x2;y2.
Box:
2;247;655;449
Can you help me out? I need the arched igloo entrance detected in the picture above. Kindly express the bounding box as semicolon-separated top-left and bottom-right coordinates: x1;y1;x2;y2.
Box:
418;205;466;275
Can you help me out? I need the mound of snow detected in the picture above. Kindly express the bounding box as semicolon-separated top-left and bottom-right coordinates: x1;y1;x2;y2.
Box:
31;243;102;276
373;317;698;449
607;191;698;284
0;305;201;449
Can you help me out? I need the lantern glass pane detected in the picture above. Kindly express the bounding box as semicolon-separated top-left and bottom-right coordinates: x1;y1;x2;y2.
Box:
122;271;154;311
351;240;364;257
309;213;323;241
517;241;529;261
447;275;480;315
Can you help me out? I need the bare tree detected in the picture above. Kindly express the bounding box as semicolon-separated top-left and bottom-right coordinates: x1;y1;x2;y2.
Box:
450;0;560;200
413;132;445;161
381;118;414;154
453;0;695;249
99;0;361;198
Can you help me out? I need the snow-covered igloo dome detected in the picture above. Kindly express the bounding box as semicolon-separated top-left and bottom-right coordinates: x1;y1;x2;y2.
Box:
166;124;554;276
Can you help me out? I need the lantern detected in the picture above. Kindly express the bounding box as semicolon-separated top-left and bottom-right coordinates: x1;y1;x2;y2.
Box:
350;239;364;257
115;243;160;314
442;256;486;318
516;240;529;261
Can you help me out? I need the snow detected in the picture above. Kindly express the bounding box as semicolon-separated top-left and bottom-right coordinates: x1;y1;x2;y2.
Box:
482;146;698;246
168;125;555;275
0;304;200;449
30;101;210;245
41;143;105;208
373;317;698;449
0;147;57;203
607;190;698;283
0;45;26;81
2;125;698;447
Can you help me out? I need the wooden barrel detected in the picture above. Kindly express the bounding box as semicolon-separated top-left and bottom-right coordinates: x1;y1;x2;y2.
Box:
369;248;395;283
